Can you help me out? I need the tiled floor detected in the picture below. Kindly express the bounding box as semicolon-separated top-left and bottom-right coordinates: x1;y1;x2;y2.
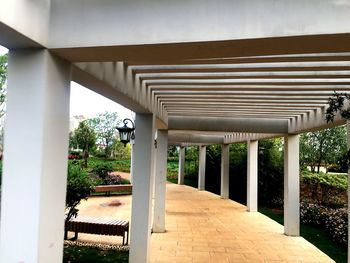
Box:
75;183;334;263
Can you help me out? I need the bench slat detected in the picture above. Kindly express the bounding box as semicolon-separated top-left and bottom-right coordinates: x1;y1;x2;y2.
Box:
65;217;129;244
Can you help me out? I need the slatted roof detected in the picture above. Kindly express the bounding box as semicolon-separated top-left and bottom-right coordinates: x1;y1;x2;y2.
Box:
71;49;350;143
130;53;350;119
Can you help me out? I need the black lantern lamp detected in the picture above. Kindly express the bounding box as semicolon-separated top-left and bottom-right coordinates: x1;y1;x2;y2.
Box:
116;118;135;147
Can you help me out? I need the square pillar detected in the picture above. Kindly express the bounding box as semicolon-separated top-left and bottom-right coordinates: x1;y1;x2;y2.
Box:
152;130;168;233
129;114;155;263
247;140;258;212
220;144;229;199
284;134;300;236
178;146;185;185
0;49;71;263
198;145;206;190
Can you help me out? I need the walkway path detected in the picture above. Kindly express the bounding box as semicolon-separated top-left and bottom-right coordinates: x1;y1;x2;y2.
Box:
150;184;333;263
75;183;334;262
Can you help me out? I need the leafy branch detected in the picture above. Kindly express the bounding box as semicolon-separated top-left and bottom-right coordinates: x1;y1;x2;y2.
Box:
325;91;350;169
325;91;350;123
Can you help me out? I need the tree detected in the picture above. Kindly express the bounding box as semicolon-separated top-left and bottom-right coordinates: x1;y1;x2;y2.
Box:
300;126;347;173
325;92;350;170
71;121;96;167
88;112;121;158
111;140;131;159
64;163;95;239
0;54;7;118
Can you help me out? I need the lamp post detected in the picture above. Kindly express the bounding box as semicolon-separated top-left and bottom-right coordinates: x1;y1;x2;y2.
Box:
116;118;135;147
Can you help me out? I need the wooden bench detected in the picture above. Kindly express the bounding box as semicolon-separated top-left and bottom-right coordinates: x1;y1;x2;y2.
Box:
65;217;129;245
94;184;132;196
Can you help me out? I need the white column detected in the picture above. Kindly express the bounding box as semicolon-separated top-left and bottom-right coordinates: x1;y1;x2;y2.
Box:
247;140;258;212
284;134;300;236
198;145;206;190
220;144;229;199
129;114;155;263
0;50;71;263
346;121;350;263
178;146;185;185
152;130;168;233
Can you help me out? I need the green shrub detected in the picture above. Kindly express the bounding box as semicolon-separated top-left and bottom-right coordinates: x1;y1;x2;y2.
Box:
301;171;347;205
103;174;130;185
65;164;96;224
167;161;178;183
88;158;130;173
92;163;114;180
325;208;348;246
300;202;348;246
0;161;2;186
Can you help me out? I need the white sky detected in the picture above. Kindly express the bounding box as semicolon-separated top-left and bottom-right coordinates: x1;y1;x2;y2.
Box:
0;45;134;120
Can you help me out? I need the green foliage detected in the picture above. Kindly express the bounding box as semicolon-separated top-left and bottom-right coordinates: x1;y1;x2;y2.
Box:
229;143;247;204
112;140;131;160
92;163;113;180
0;161;2;186
257;139;284;207
167;161;178;183
0;54;7;118
88;112;121;158
65;163;96;222
300;126;347;173
301;170;347;205
168;146;178;158
301;171;347;190
325;92;350;171
326;91;350;123
71;121;97;167
63;245;128;263
88;158;130;173
300;202;348;247
228;139;284;206
184;146;199;188
205;145;221;194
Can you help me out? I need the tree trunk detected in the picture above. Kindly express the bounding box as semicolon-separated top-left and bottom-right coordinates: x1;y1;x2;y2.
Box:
83;150;88;168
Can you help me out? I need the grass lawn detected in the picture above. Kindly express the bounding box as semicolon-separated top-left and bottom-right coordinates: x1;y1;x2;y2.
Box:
63;245;128;263
259;207;347;263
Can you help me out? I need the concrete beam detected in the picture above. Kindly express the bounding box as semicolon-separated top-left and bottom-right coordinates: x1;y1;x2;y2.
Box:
0;1;49;47
224;133;283;144
169;133;224;144
49;1;350;55
168;116;288;133
72;65;150;114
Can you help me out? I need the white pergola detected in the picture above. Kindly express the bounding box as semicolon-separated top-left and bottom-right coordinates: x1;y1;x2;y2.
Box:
1;1;350;262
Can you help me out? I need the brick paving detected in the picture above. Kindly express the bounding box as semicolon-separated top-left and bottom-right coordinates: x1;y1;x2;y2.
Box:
150;184;334;263
75;183;334;263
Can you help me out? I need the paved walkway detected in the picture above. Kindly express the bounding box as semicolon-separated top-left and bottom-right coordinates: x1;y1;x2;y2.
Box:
75;183;334;263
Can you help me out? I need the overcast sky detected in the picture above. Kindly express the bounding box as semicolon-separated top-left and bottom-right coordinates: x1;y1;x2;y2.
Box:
0;46;133;120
